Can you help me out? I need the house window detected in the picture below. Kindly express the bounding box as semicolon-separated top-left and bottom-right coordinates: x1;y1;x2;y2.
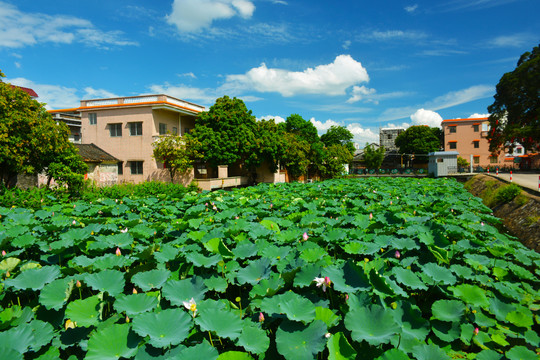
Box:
482;123;489;131
130;161;143;175
109;123;122;137
183;127;191;135
473;156;480;164
449;142;457;149
172;127;178;135
387;134;392;139
473;124;479;132
515;147;522;154
473;141;479;149
118;162;123;175
89;113;97;125
129;122;143;136
449;126;456;133
490;156;498;164
159;123;167;135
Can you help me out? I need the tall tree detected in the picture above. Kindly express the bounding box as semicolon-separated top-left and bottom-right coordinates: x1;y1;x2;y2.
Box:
363;143;385;169
152;133;202;182
395;126;440;162
188;96;259;170
320;144;353;179
487;43;540;153
254;118;285;173
321;125;356;154
280;132;310;181
0;71;86;191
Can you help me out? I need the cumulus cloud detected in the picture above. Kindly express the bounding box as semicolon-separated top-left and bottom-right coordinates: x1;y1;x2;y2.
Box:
224;55;369;97
410;109;443;128
469;113;490;118
346;124;379;146
166;0;255;33
82;87;118;100
149;83;217;105
347;86;376;104
310;118;340;132
257;115;286;124
6;77;80;109
0;2;137;48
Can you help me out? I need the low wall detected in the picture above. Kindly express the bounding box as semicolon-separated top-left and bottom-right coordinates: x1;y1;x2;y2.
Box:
196;176;248;191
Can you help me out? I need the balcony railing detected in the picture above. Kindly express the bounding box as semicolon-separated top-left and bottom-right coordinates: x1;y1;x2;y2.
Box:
81;95;205;113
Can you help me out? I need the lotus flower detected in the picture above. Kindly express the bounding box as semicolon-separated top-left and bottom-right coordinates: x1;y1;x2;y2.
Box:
183;298;197;317
76;280;81;288
259;312;265;323
1;250;6;256
121;228;128;233
133;288;138;294
303;232;309;241
369;213;373;220
115;247;122;256
325;333;331;338
314;276;332;292
395;250;401;259
474;327;479;335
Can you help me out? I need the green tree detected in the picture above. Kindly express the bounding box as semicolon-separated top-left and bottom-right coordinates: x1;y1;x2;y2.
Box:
320;144;353;179
254;118;285;173
363;143;385;169
152;133;202;182
487;43;540;153
321;125;356;154
0;71;86;191
395;126;440;162
189;96;259;170
457;156;469;169
280;132;310;181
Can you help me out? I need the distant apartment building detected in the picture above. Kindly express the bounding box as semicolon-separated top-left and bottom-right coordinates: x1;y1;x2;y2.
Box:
380;128;405;152
441;117;504;167
50;111;82;144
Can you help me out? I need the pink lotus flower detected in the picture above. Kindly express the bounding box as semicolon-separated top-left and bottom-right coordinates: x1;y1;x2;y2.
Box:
76;280;81;288
115;247;122;256
395;250;401;259
474;327;479;336
369;213;373;220
314;276;332;292
481;222;484;226
259;312;265;323
1;250;6;256
303;232;309;241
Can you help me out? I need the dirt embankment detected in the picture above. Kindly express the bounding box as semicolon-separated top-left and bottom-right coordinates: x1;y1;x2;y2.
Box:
464;175;540;252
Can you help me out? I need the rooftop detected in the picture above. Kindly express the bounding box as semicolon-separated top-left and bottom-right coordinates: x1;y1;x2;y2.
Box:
75;143;119;163
11;85;38;98
442;117;488;123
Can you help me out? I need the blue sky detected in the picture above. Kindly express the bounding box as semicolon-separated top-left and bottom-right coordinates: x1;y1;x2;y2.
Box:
1;0;538;146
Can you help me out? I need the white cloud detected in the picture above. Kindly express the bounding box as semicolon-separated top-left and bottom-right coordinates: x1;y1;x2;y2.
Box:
488;33;536;48
360;30;427;42
82;87;118;99
427;85;494;111
14;62;21;68
6;77;80;110
347;86;376;104
224;55;369;97
0;2;136;48
346;124;379;146
410;109;443;128
405;4;418;12
149;83;217;105
469;113;490;118
166;0;255;33
258;115;286;124
342;40;351;49
310;118;340;132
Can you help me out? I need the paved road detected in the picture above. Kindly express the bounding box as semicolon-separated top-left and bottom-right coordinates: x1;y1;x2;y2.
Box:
486;173;540;193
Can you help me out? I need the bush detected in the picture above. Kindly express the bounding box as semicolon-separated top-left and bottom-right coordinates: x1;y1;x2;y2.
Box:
494;183;522;204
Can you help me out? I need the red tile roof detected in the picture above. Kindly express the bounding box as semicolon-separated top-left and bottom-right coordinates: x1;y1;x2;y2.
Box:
11;85;38;98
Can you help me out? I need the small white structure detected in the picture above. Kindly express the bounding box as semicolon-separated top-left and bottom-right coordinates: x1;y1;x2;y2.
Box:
428;151;459;177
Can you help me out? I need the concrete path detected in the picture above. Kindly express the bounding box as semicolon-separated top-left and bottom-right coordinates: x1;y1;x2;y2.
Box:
486;173;540;193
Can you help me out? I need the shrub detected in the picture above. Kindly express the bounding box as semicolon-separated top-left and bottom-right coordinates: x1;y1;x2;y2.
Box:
494;183;522;204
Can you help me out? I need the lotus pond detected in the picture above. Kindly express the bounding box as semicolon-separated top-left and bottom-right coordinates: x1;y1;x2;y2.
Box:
0;177;538;359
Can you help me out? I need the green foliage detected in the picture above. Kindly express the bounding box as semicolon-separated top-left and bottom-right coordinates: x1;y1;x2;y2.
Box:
488;43;540;153
320;144;353;179
457;156;469;169
254;118;285;173
0;73;86;191
321;125;355;154
0;178;538;359
364;143;386;169
395;126;441;161
494;183;522;204
280;132;310;180
152;133;201;181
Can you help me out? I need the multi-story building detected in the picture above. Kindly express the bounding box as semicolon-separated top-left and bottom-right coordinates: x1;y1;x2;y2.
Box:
51;111;82;144
380;128;405;152
441;117;504;167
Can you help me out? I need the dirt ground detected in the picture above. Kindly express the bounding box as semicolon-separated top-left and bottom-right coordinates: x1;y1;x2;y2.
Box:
463;174;540;252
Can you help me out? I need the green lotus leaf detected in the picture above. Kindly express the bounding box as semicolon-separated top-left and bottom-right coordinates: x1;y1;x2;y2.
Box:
431;300;465;322
153;243;180;263
488;297;515;322
375;348;411;360
186;252;221;268
460;323;475;345
326;332;357;360
65;295;102;327
216;351;254;360
232;241;258;259
298;242;327;262
60;227;92;245
475;349;503;360
84;269;125;296
4;265;60;290
506;307;533;328
131;269;171;291
260;219;280;233
277;291;316;322
249;274;284;299
450;264;474;280
421;263;456;285
204;237;234;258
70;255;95;268
345;305;400;346
85;323;139;360
275;320;327;360
114;293;159;316
293;264;322;288
35;345;61;360
104;232;134;248
323;261;370;293
0;322;34;353
323;229;346;243
196;307;243;340
132;308;192;348
236;322;269;355
491;332;510;347
392;267;427;290
92;254;133;270
391;301;430;347
0;347;22;360
11;233;37;248
26;320;55;352
508;263;535;281
431;320;461;343
175;341;218;360
236;258;272;285
411;343;450;360
451;284;490;308
315;307;340;328
0;257;21;272
524;329;540;347
203;275;228;292
162;276;207;305
129;224;156;239
505;346;538;360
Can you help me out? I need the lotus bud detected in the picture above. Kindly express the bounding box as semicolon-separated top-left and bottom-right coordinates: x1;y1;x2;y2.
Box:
133;288;138;294
303;232;309;241
115;247;122;256
76;280;81;288
474;327;479;336
325;333;331;338
6;271;10;277
1;250;5;256
126;315;130;323
72;220;76;225
345;294;349;301
395;250;401;259
481;222;484;226
369;213;373;220
259;312;265;323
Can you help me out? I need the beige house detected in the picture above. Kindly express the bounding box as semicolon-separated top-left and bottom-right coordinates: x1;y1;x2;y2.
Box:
441;117;504;167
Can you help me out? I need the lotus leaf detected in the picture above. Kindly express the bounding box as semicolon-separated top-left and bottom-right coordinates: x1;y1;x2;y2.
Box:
84;269;125;296
162;276;207;305
375;348;411;360
196;307;244;340
236;258;271;285
326;332;357;360
323;261;370;293
65;295;102;327
114;293;158;316
392;267;427;290
431;300;465;322
4;265;60;290
85;323;139;360
345;305;400;346
451;284;490;308
175;341;218;360
412;343;450;360
236;322;270;354
421;263;456;285
132;308;192;348
505;346;538;360
131;269;171;291
275;320;327;360
0;322;34;353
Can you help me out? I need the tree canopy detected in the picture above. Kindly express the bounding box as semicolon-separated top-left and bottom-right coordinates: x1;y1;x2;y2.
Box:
0;71;86;191
152;133;202;182
395;125;441;160
363;143;385;169
320;125;355;154
487;43;540;153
